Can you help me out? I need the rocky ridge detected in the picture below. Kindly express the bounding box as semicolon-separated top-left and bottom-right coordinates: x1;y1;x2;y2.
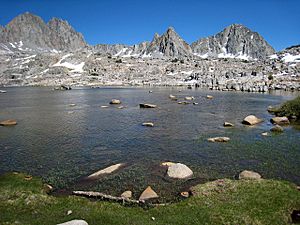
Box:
0;13;299;91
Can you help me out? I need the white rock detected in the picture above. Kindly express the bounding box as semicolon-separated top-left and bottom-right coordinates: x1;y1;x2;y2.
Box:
167;163;193;179
57;219;88;225
239;170;262;180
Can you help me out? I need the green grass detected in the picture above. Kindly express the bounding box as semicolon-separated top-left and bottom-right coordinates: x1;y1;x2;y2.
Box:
0;173;299;225
275;96;300;119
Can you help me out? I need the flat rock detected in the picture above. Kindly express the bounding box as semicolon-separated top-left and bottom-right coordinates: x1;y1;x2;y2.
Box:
142;122;154;127
87;163;124;179
0;119;17;126
110;99;121;104
207;137;230;142
139;186;158;201
184;96;194;100
121;190;132;199
239;170;262;180
270;117;290;125
57;220;88;225
242;115;263;125
139;103;157;108
223;122;234;127
167;163;193;179
270;125;284;133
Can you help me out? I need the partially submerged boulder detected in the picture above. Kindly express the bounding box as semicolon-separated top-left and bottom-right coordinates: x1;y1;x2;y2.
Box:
270;117;290;125
239;170;262;180
169;94;177;100
207;137;230;142
0;119;17;126
242;115;263;125
184;96;194;101
223;122;234;127
167;163;193;179
142;122;154;127
139;103;157;108
110;99;121;104
87;163;124;179
270;125;284;133
139;186;158;201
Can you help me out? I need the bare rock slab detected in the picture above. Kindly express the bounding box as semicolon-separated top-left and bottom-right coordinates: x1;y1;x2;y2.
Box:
87;163;124;179
139;186;158;201
239;170;262;180
242;115;263;125
167;163;193;179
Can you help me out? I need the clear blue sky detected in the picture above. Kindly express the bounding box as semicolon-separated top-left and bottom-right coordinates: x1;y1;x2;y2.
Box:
1;0;299;51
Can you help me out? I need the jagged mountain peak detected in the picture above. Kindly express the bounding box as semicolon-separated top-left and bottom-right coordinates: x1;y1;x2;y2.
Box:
0;12;87;52
191;23;275;59
144;27;192;58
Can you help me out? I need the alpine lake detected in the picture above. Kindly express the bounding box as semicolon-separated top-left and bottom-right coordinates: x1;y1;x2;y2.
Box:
0;87;299;202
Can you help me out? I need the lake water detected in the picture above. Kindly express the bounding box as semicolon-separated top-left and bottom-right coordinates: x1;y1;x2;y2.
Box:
0;87;299;202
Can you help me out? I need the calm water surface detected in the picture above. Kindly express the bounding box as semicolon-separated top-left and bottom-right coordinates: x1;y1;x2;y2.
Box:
0;87;299;201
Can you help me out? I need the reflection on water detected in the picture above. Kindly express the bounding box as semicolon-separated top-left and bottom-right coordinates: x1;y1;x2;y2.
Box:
0;87;299;201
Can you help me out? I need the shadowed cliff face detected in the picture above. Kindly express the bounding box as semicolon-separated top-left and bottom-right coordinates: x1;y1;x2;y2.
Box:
191;24;275;59
0;12;86;51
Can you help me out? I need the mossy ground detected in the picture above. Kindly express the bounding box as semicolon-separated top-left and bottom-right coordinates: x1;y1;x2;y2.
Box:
0;173;299;225
275;96;300;119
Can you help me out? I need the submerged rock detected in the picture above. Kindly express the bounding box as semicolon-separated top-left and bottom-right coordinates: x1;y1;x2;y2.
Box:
139;186;158;201
167;163;193;179
270;125;284;133
270;117;290;125
267;105;278;114
110;99;121;104
57;220;88;225
87;163;124;179
242;115;263;125
139;103;157;108
121;190;132;199
239;170;262;180
0;119;17;126
207;137;230;142
223;122;234;127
